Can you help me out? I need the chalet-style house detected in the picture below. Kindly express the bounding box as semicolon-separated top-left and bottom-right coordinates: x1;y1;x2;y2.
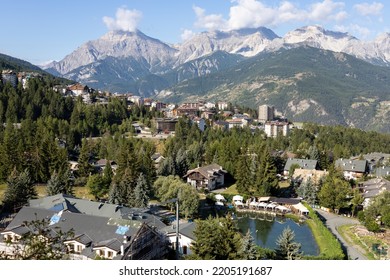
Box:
184;164;227;191
0;194;168;260
335;159;368;180
358;178;390;209
283;158;319;176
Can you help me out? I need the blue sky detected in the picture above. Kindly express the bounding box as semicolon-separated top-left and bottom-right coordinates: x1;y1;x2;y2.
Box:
0;0;389;64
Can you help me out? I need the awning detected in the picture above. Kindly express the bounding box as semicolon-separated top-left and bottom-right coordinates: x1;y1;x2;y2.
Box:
232;195;243;202
215;194;226;201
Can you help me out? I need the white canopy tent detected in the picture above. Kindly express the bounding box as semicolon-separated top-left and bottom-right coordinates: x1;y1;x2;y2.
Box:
214;194;226;201
232;195;244;203
292;203;309;215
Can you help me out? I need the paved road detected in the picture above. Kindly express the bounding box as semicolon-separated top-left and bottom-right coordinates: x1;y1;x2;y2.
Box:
315;209;367;260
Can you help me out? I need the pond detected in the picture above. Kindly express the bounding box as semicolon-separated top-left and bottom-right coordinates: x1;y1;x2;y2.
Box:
236;212;319;256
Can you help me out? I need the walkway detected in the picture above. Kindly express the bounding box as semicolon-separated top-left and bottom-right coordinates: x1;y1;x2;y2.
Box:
315;209;367;260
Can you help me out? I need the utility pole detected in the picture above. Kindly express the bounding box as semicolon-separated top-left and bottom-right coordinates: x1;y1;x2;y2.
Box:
162;197;180;259
175;198;179;260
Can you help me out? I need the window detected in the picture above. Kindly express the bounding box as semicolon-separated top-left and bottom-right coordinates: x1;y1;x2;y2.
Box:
182;245;187;255
107;251;113;259
76;245;82;252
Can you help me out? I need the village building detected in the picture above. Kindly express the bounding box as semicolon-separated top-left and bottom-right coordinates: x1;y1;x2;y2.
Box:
283;158;319;176
0;194;168;260
335;159;369;180
161;222;196;256
183;164;227;191
264;121;289;138
358;178;390;209
155;118;178;133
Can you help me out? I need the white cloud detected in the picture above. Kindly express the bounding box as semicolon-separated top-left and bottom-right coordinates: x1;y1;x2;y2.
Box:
192;0;349;32
193;6;226;30
103;7;143;32
354;2;384;16
308;0;346;22
334;24;371;38
181;29;196;41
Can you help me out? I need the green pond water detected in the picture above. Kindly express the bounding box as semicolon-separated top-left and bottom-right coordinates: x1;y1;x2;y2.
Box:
236;212;319;256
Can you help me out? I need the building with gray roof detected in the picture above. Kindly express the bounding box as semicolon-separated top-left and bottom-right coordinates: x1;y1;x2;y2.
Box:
283;158;318;175
1;195;169;260
335;159;368;180
358;178;390;209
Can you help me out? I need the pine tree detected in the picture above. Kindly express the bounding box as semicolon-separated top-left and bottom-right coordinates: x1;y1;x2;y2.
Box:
103;160;114;185
275;227;302;260
175;148;189;177
46;169;74;196
134;173;149;208
235;154;252;195
296;177;318;205
77;139;93;177
238;229;258;260
191;215;241;260
3;168;36;211
86;174;109;200
256;149;279;196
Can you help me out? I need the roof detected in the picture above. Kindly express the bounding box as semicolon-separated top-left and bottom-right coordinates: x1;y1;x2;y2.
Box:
292;202;309;213
28;194;166;230
161;222;196;241
360;178;390;199
335;159;368;173
284;158;318;171
271;197;301;205
1;206;138;254
184;163;227;179
376;166;390;178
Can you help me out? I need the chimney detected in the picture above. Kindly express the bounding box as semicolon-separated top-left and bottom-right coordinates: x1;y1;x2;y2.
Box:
120;245;124;255
123;235;128;244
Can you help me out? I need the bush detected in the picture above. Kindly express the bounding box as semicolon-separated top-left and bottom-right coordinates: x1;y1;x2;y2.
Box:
357;211;365;223
381;213;390;227
364;217;381;232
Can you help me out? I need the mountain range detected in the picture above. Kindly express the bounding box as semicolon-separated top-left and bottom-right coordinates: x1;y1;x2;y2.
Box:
37;25;390;132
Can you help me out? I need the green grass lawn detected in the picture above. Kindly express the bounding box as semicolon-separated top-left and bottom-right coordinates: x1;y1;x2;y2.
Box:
0;184;93;204
0;183;6;203
221;184;238;195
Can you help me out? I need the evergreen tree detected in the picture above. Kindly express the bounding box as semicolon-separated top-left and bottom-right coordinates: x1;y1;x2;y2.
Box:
275;227;302;260
238;229;259;260
191;215;241;260
46;170;73;196
235;154;252;194
296;177;318;205
102;160;114;186
318;173;351;212
2;168;36;211
175;148;189;177
157;156;176;176
86;174;108;200
77;139;93;177
134;173;149;208
256;149;279;196
350;188;364;217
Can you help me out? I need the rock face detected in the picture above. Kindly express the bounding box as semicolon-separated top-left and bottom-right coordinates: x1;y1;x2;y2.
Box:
43;25;390;92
